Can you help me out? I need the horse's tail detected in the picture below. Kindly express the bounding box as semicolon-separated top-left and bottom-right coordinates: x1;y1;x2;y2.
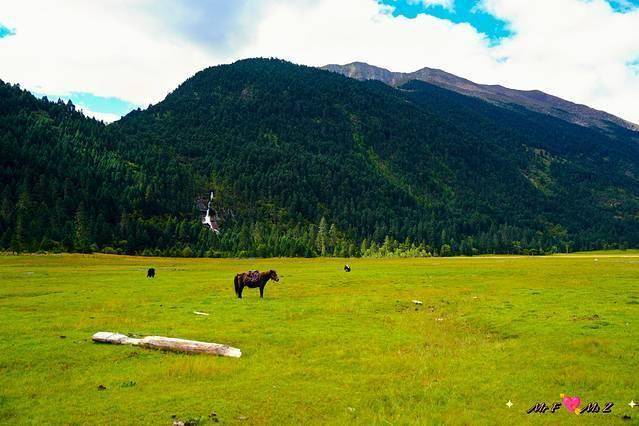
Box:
234;274;240;296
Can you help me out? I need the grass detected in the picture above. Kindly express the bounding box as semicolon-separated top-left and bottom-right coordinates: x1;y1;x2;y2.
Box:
0;253;638;424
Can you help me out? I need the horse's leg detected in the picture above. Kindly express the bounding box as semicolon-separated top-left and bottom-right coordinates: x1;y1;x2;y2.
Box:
259;284;265;298
238;283;244;299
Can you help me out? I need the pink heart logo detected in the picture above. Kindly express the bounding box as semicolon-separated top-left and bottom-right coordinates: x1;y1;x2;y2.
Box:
562;395;581;414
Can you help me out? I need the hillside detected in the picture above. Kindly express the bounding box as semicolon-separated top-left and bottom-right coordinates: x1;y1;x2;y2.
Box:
322;62;639;132
2;58;639;257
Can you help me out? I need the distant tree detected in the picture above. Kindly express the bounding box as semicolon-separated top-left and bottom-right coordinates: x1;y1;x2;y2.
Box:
74;203;91;252
317;217;327;256
328;223;338;256
360;238;368;256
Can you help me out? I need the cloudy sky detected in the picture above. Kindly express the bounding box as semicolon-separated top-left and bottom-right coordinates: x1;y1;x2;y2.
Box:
1;0;638;123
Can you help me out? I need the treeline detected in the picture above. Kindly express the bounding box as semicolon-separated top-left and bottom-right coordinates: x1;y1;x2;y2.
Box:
0;177;632;258
2;203;628;258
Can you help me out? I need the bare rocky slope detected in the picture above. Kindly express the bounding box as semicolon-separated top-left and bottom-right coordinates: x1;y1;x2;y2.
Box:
322;62;638;132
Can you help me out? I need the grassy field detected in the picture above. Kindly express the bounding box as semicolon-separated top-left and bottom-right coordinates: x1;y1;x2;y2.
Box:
0;253;638;425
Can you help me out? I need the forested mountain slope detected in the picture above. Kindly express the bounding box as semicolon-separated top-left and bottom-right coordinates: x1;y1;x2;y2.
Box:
2;58;639;257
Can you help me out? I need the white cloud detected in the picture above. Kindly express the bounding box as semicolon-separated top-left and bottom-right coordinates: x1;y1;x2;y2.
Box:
237;0;639;124
479;0;639;124
78;108;121;124
0;0;218;106
1;0;638;124
239;0;498;74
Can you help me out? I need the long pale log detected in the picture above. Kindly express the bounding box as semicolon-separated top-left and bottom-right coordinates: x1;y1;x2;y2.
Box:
92;332;241;358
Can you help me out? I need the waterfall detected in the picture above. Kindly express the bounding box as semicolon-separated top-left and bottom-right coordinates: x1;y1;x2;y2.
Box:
202;191;220;234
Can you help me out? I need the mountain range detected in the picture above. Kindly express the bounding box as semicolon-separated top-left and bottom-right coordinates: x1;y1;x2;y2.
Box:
2;58;639;257
322;62;638;132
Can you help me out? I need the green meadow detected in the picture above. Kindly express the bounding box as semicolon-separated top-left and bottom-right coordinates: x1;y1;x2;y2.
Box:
0;253;638;425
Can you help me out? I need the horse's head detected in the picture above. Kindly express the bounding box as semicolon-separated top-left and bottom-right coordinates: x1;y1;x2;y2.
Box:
269;270;280;282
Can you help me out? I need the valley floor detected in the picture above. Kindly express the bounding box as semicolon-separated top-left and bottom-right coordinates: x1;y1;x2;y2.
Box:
0;254;637;424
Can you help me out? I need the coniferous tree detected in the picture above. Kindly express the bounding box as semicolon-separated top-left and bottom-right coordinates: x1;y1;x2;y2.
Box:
317;217;327;256
74;203;91;252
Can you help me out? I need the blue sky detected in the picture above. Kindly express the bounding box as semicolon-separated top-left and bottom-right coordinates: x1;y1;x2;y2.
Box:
607;0;639;11
0;22;16;38
380;0;513;44
36;92;139;121
1;1;639;124
382;0;639;44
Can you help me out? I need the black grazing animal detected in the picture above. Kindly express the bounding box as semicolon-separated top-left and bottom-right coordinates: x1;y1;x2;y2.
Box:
344;264;351;272
147;268;155;278
234;270;279;299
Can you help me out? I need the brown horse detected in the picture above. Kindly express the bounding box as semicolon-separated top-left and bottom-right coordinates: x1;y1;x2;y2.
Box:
234;270;279;299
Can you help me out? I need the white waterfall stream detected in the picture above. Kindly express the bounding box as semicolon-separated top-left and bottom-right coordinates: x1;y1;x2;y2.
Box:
202;191;220;234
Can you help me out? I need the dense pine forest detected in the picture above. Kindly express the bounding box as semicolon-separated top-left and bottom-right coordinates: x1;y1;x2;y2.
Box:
2;58;639;257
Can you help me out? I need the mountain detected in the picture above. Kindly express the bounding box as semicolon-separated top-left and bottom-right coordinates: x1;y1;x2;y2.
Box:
2;58;639;257
322;62;638;132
